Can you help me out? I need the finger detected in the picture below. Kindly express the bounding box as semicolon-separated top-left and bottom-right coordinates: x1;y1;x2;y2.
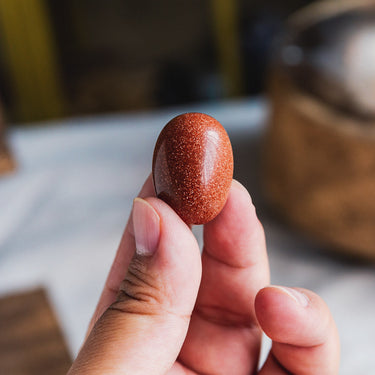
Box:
256;286;340;375
87;174;155;334
179;180;270;375
69;197;202;375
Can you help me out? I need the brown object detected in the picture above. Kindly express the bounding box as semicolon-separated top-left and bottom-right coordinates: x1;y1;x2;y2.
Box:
153;113;233;225
0;140;15;175
0;105;16;175
263;0;375;259
0;288;72;374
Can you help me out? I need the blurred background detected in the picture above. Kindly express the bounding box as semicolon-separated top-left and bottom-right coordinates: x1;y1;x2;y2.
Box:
0;0;313;124
1;1;375;374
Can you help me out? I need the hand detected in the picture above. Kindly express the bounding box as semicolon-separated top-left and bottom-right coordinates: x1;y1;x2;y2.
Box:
68;176;340;374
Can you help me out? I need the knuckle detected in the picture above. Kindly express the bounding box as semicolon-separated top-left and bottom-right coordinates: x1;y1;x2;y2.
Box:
109;255;167;316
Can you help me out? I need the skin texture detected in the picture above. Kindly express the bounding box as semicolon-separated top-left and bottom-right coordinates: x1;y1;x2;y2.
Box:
68;175;340;375
153;113;233;225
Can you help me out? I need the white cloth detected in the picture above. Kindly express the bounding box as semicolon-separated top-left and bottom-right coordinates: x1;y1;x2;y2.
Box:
0;98;373;373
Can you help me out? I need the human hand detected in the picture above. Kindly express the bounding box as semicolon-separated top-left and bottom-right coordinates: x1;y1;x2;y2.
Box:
68;175;340;374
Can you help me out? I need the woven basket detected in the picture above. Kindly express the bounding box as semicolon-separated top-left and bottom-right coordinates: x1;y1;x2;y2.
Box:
263;0;375;259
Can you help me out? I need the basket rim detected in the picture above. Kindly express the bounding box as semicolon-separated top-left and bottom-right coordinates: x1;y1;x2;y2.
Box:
270;70;375;140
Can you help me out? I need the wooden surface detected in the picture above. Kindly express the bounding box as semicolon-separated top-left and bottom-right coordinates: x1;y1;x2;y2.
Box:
0;288;71;375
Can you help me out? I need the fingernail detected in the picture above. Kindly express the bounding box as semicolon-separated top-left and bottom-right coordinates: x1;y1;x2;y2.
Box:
231;179;253;204
132;198;160;256
231;179;244;190
272;286;309;307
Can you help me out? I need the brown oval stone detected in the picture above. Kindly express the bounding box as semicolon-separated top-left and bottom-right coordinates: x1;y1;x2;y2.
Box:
152;112;233;225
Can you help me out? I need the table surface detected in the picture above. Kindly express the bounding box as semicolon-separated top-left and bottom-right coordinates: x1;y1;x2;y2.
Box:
0;98;374;374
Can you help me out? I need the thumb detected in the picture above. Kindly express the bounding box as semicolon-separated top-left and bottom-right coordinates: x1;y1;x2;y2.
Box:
68;197;202;375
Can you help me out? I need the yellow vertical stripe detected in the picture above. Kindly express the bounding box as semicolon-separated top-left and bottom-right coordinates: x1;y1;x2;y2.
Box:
0;0;64;122
211;0;244;97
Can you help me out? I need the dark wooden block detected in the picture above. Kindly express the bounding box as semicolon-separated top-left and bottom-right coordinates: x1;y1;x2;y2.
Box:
0;288;72;375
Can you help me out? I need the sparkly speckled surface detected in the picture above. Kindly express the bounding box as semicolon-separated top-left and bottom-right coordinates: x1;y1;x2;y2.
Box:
152;113;233;225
